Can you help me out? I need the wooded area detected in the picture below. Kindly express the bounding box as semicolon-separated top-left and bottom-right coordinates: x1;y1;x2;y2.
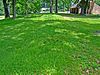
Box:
0;0;100;19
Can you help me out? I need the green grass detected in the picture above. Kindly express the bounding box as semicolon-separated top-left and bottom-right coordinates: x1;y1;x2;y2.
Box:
0;14;100;75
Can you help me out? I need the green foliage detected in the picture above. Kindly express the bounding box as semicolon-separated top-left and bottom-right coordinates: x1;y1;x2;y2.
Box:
95;0;100;5
15;0;72;14
16;0;41;15
0;0;3;15
1;0;100;15
58;0;72;11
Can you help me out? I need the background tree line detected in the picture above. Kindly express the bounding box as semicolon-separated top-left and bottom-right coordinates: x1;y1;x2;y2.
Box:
0;0;71;15
0;0;100;18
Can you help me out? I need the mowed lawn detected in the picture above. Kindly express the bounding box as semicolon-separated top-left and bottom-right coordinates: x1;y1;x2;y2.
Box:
0;14;100;75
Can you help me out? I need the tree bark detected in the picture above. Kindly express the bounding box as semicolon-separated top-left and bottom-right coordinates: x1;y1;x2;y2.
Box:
55;0;58;13
63;2;65;12
88;0;94;14
79;0;86;15
12;0;16;19
50;0;53;13
3;0;10;18
84;0;89;14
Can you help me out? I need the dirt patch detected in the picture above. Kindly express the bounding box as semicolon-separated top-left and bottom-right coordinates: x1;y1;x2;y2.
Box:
0;16;5;20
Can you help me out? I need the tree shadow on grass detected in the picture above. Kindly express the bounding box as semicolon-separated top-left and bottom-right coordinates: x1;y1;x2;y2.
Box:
0;17;100;75
0;17;99;34
57;13;100;19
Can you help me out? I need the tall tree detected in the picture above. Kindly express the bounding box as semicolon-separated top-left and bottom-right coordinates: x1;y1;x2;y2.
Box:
79;0;87;15
50;0;53;13
0;0;3;15
55;0;58;13
12;0;16;19
84;0;89;14
88;0;94;14
3;0;10;18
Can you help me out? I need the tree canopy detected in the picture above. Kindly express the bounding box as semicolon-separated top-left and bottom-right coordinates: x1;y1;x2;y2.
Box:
96;0;100;5
0;0;100;18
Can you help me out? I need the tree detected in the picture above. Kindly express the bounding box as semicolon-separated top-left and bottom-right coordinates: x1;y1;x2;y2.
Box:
55;0;58;13
88;0;94;14
59;0;72;11
0;0;3;15
85;0;89;14
16;0;41;15
50;0;53;13
12;0;16;19
3;0;10;18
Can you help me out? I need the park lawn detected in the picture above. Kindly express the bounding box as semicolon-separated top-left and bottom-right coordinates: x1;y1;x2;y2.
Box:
0;14;100;75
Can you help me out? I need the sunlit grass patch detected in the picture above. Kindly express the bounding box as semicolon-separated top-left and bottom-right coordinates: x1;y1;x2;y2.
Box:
0;14;100;75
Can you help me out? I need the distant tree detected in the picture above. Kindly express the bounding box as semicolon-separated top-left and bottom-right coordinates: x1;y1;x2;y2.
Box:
16;0;41;15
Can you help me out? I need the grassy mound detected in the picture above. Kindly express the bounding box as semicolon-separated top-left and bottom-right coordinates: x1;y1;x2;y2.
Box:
0;14;100;75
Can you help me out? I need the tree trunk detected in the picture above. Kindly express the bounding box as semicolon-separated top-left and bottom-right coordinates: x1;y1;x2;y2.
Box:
25;2;28;15
63;2;65;12
50;0;53;13
84;0;89;14
55;0;58;13
12;0;16;19
88;0;94;14
3;0;10;18
80;0;86;15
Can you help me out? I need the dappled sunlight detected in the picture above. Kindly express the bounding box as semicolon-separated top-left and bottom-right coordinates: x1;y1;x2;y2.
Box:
45;21;61;26
24;27;30;30
29;40;35;45
63;41;76;48
51;48;62;51
71;31;86;36
0;21;25;32
17;32;26;37
13;28;22;32
63;16;77;21
28;14;66;21
55;28;69;33
2;35;11;38
44;68;57;74
0;16;5;20
0;14;100;75
54;28;90;40
11;37;18;39
37;24;47;29
11;32;26;40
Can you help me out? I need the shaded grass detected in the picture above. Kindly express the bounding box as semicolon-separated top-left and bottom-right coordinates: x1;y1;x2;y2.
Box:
0;14;100;75
58;13;100;19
